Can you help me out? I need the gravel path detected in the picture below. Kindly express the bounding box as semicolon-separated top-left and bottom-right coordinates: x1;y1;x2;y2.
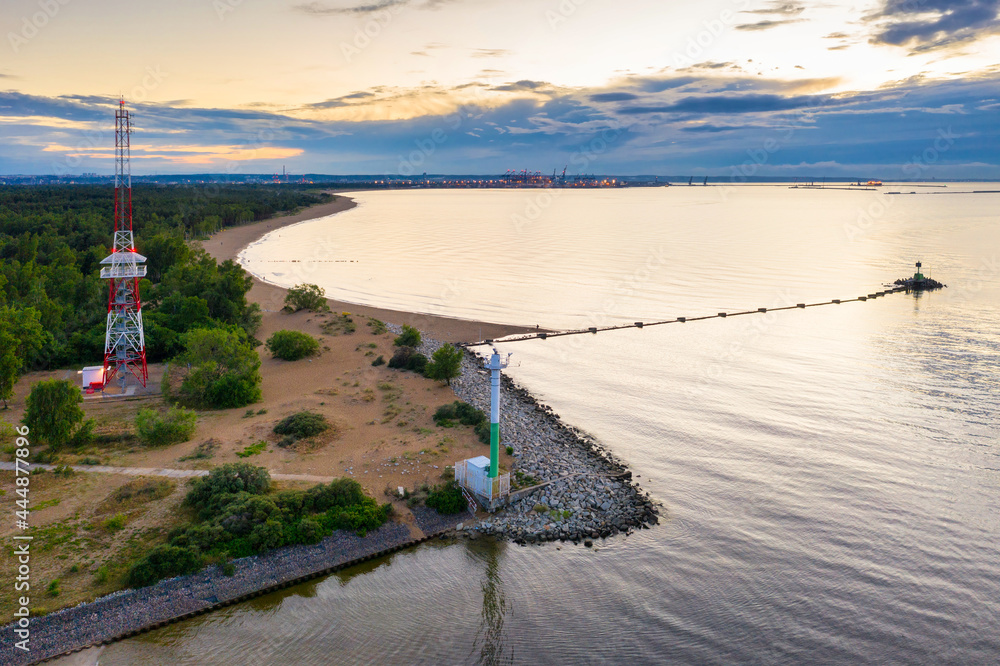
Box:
0;520;456;666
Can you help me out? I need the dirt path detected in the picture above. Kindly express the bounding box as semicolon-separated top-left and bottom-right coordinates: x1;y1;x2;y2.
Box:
0;461;336;484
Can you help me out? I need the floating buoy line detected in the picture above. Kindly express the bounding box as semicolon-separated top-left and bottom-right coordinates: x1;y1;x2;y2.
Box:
459;282;941;349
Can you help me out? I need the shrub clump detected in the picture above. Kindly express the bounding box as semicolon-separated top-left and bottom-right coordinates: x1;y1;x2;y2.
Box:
135;407;197;447
125;465;390;588
388;346;427;373
425;482;468;515
265;330;320;361
273;411;329;447
127;545;203;588
283;283;329;313
433;401;486;427
393;324;421;348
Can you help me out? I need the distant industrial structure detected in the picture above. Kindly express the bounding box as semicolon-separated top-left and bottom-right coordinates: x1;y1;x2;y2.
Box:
98;100;148;390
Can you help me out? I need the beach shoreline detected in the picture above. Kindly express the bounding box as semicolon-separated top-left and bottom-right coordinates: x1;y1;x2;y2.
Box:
210;191;658;543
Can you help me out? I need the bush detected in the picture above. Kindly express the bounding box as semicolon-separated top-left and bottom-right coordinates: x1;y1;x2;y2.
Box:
324;498;391;537
475;421;491;444
103;513;127;532
135;407;197;447
204;372;261;409
388;346;427;373
393;324;421;348
184;462;271;510
266;330;320;361
127;545;203;588
296;517;323;544
433;401;486;427
368;319;387;335
284;284;328;313
127;467;388;584
426;483;468;515
371;355;385;367
273;411;329;443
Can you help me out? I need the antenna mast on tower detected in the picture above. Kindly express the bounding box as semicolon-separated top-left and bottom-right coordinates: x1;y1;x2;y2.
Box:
100;99;148;389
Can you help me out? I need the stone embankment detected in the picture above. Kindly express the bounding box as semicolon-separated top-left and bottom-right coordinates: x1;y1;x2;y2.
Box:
0;522;449;666
404;329;660;544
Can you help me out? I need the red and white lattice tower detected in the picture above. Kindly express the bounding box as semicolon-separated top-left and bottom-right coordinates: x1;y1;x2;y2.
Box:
100;99;148;388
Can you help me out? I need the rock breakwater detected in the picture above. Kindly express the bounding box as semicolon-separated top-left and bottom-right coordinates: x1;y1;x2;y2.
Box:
404;328;660;544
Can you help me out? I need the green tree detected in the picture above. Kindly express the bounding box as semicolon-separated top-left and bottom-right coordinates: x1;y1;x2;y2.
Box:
265;329;320;360
426;344;463;385
283;283;328;313
175;327;262;409
393;324;421;348
0;306;48;408
23;379;86;449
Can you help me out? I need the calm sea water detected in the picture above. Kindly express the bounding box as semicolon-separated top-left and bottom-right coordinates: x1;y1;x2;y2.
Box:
98;187;999;664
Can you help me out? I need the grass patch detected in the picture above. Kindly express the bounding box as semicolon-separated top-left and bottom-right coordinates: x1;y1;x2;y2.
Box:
320;313;357;335
103;513;127;533
97;479;175;515
236;441;268;458
179;439;219;462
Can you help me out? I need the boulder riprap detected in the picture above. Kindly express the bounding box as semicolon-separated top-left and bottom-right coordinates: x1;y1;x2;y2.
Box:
400;326;661;544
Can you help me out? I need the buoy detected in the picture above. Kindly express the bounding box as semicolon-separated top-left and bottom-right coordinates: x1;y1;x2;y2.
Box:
635;322;644;328
797;303;805;308
677;317;686;323
588;327;598;333
718;312;727;318
832;299;841;304
758;307;767;312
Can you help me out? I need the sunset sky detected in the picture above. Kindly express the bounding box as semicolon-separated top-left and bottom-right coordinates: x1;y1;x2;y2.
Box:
2;0;999;177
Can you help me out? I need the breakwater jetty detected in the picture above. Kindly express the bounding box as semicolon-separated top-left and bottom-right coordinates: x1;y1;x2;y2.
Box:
415;331;660;545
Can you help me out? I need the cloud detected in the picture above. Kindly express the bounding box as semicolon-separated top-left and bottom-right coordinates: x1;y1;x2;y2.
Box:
735;18;807;31
472;48;510;58
3;74;1000;179
589;92;640;102
868;0;1000;51
293;0;458;15
294;0;407;14
490;80;549;92
619;92;836;115
742;2;805;16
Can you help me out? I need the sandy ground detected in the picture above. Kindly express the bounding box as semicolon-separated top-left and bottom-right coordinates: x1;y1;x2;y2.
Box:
0;193;518;616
